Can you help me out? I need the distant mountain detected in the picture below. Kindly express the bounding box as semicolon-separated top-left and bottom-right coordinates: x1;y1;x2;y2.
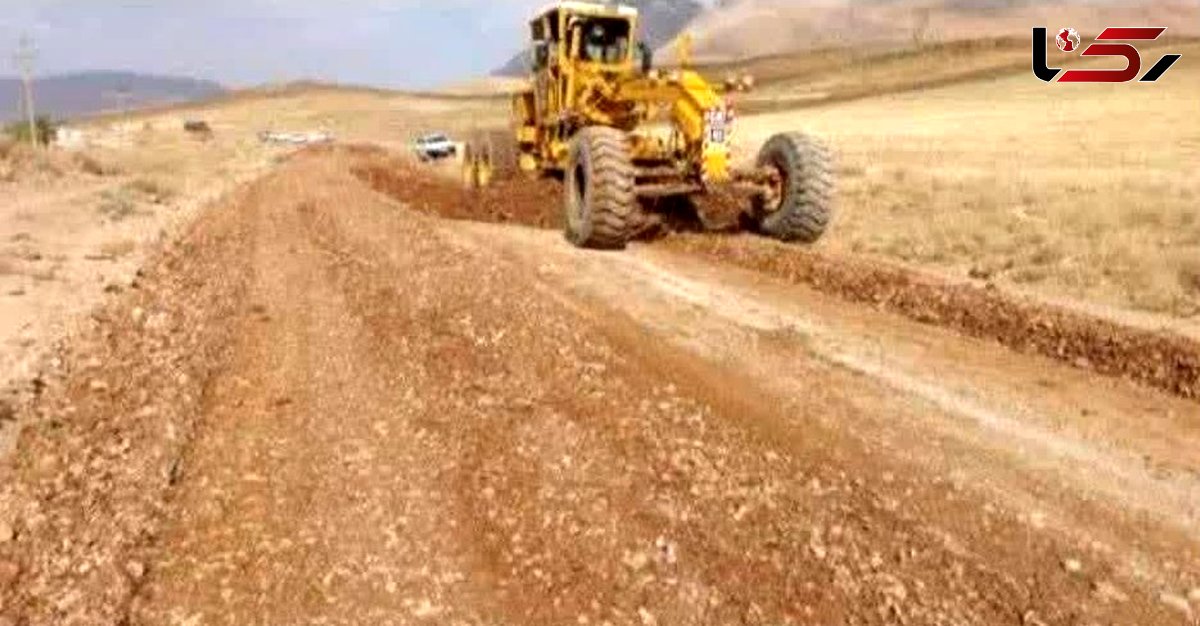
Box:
492;0;706;76
663;0;1200;63
0;71;225;123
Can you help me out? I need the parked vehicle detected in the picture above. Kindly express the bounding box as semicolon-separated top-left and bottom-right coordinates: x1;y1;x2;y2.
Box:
413;133;458;161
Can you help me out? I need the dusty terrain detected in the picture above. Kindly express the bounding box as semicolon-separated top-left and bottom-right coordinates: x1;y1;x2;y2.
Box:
0;88;507;448
0;36;1198;626
0;130;279;447
0;146;1198;626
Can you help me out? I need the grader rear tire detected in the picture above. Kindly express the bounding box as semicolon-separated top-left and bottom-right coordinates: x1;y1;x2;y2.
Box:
482;128;519;178
754;132;835;243
564;127;636;250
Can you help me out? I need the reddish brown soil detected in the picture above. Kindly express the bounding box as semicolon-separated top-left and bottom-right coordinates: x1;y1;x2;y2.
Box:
1;146;1197;625
0;181;256;624
351;153;563;228
349;149;1200;404
666;235;1200;401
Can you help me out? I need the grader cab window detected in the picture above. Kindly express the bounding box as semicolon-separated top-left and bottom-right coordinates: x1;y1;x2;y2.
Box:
573;18;631;64
529;15;558;70
532;41;550;69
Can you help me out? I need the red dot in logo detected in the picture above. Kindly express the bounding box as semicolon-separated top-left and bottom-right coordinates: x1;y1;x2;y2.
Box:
1056;27;1080;52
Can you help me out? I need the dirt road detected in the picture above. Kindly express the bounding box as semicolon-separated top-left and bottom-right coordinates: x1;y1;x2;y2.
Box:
1;149;1198;625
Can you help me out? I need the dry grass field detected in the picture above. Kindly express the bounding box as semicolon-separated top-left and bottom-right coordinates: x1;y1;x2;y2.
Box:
714;36;1195;113
0;115;277;395
667;0;1200;63
732;42;1200;321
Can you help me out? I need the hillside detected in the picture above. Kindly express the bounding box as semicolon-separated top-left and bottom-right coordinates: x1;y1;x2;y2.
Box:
0;71;225;123
493;0;705;76
665;0;1200;62
490;0;1200;73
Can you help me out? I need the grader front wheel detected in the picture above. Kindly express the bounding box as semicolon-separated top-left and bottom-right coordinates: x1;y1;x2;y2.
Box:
564;127;637;250
753;132;835;243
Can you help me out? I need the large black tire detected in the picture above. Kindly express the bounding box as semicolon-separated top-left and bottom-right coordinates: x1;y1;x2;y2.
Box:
564;127;636;250
754;132;834;243
483;128;519;177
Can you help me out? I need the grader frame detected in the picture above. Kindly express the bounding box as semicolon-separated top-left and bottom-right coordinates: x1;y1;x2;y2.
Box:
507;1;835;249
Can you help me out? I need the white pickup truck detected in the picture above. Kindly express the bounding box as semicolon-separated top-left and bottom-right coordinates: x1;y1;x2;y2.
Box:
412;133;457;162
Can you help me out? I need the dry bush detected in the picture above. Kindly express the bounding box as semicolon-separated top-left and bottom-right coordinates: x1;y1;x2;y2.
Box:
33;154;65;178
3;138;123;182
0;141;33;166
125;177;178;203
73;152;122;177
97;189;139;221
0;142;72;182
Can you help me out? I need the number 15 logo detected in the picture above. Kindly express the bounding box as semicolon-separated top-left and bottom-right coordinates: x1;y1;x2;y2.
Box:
1033;27;1182;83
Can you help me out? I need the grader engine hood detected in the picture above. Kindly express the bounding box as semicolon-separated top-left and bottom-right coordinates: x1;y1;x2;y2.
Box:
617;69;734;183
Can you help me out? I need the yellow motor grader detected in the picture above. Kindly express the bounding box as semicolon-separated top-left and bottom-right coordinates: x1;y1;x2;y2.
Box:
500;0;835;249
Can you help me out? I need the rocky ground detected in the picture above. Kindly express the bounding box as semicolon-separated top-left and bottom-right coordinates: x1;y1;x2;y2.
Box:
0;130;279;460
1;146;1198;625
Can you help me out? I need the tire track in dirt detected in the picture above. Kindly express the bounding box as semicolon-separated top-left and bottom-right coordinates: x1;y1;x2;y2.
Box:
130;163;509;625
348;148;1200;403
303;153;1175;624
457;216;1200;589
2;146;1197;625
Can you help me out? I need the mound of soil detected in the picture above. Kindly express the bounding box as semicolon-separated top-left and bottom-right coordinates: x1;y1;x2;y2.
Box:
667;235;1200;401
350;152;563;229
346;146;1200;403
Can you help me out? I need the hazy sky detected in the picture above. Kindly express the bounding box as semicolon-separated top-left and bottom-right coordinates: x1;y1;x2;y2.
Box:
0;0;552;88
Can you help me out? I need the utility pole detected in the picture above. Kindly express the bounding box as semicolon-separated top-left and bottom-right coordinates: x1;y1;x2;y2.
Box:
12;34;39;149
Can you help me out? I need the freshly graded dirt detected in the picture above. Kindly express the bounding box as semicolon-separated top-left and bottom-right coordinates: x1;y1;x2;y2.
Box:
354;150;1200;404
1;146;1198;625
664;234;1200;401
351;149;563;228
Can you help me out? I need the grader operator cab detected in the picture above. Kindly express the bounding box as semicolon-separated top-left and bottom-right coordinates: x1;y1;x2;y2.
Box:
506;0;835;249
